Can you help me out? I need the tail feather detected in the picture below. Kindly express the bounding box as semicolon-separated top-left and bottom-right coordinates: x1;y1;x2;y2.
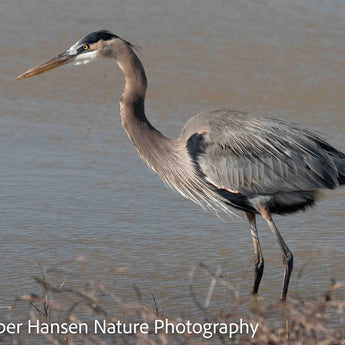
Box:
332;152;345;186
317;140;345;186
338;172;345;185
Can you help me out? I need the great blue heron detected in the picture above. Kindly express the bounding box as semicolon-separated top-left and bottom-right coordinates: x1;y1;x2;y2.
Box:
17;30;345;300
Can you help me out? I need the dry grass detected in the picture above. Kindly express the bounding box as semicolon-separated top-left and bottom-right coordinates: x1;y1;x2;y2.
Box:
1;263;344;345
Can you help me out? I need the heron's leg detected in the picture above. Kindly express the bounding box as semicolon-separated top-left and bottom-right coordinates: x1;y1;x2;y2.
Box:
259;207;293;301
246;212;264;295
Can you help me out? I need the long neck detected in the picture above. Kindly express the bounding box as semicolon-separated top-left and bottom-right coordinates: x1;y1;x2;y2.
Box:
114;41;176;174
112;41;223;212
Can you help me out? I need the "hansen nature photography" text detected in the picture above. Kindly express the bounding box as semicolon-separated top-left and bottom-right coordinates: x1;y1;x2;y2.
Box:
0;319;259;339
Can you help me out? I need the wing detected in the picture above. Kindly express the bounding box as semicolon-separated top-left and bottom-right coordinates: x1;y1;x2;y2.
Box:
182;110;342;196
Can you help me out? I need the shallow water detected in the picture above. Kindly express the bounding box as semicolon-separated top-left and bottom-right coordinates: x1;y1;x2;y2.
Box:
0;0;344;335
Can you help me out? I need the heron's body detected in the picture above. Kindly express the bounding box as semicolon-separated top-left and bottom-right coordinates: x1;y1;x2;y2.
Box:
181;110;345;214
17;30;345;300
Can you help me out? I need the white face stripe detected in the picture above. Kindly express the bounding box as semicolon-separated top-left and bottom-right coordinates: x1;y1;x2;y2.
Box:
71;50;98;66
68;39;84;54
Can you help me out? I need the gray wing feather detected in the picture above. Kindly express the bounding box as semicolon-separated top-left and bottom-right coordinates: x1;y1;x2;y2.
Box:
182;110;343;195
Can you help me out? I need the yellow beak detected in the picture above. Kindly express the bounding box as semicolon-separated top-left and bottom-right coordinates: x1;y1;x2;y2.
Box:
16;52;75;80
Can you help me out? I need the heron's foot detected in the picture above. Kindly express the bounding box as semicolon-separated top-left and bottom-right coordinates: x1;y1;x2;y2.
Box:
280;253;293;301
252;259;264;294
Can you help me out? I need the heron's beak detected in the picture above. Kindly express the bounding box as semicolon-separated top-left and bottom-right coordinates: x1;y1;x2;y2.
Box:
16;51;75;80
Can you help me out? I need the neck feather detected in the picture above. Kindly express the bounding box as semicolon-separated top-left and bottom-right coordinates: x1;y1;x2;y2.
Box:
114;41;176;174
111;40;226;214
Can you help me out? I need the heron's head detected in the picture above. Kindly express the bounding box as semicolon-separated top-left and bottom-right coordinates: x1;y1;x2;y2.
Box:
17;30;134;80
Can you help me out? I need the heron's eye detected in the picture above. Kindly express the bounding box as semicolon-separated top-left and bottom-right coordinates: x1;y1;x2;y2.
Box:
83;44;89;50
